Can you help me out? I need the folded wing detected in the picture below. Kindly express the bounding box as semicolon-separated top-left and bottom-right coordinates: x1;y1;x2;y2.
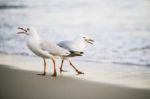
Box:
57;41;84;57
40;40;70;56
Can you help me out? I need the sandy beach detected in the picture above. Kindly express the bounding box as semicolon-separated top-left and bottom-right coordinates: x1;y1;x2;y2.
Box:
0;54;150;99
0;0;150;98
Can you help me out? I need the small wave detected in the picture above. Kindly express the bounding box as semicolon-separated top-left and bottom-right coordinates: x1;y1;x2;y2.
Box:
0;5;26;10
0;51;35;57
76;58;150;67
112;61;150;67
129;46;150;51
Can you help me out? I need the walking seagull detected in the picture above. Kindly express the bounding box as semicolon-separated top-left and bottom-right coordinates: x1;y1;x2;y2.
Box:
57;34;94;74
17;27;70;76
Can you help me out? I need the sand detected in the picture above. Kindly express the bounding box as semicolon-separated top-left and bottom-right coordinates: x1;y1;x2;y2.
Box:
0;54;150;99
0;65;150;99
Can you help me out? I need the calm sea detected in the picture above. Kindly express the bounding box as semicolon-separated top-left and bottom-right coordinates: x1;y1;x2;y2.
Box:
0;0;150;66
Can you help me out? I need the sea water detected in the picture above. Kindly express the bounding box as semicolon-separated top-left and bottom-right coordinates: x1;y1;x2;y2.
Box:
0;0;150;70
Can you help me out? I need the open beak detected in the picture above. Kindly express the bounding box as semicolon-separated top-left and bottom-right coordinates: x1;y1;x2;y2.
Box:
17;27;27;34
85;39;94;45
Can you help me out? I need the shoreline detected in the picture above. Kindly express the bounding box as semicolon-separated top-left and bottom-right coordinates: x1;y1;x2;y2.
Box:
0;54;150;89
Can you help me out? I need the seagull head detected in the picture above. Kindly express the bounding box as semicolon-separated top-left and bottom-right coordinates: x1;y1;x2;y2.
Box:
17;27;37;36
79;34;94;45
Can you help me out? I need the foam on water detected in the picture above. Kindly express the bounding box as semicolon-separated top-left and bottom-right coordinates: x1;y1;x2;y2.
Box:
0;0;150;66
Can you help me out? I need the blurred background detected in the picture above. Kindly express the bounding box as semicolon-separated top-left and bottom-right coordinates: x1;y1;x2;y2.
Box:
0;0;150;66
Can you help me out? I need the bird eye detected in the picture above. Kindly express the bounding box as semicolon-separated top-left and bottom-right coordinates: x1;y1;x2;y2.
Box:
27;28;30;31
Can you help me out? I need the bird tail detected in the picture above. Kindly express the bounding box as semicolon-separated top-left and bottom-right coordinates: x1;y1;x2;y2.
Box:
67;51;84;57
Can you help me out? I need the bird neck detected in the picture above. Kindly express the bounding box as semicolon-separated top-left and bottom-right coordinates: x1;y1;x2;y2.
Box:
27;32;41;43
73;37;86;51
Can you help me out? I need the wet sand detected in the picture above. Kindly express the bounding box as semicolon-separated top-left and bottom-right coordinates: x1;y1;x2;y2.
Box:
0;65;150;99
0;54;150;89
0;54;150;99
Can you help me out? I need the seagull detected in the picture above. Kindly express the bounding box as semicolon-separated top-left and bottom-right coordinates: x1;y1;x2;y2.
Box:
17;27;70;76
57;34;94;74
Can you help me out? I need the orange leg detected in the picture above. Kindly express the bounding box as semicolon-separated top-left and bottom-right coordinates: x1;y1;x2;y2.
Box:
60;60;68;73
43;58;47;75
51;58;57;77
69;60;84;74
38;58;47;76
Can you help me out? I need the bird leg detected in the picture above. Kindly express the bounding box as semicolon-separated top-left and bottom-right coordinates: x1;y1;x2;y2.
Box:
38;58;47;76
69;60;84;74
51;58;57;77
60;60;68;73
43;58;47;75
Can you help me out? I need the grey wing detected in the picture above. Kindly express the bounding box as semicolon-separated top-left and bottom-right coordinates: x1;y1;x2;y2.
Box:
40;40;69;56
57;41;84;57
57;41;73;51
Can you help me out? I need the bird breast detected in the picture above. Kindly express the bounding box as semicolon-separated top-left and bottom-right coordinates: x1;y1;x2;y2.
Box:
27;38;52;58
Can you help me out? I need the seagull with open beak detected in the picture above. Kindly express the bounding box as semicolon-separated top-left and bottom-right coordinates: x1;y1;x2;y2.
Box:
17;27;70;76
